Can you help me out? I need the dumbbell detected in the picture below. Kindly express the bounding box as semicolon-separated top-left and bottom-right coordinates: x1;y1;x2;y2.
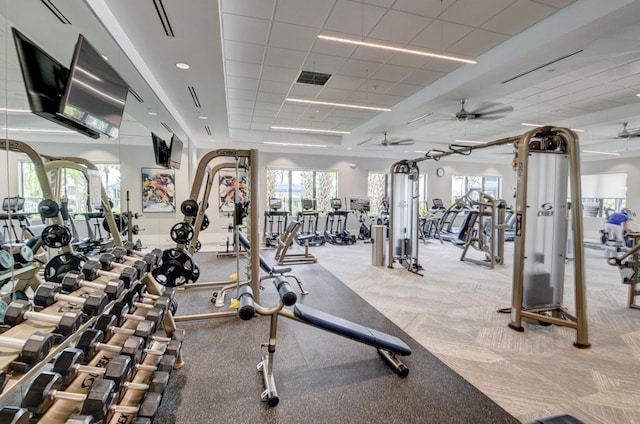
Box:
34;283;108;317
0;406;30;424
76;329;170;365
81;260;138;288
21;372;162;421
107;301;165;331
98;253;147;280
3;300;86;339
0;331;55;373
124;283;174;309
110;247;161;272
61;271;124;301
52;349;170;394
93;314;158;344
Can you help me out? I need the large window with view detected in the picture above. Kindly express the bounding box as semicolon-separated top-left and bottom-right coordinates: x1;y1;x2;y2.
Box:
451;175;501;203
581;172;626;218
19;161;121;214
266;169;338;215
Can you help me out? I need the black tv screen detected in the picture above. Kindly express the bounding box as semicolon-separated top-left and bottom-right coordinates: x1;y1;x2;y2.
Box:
60;34;129;138
169;134;183;169
151;132;170;168
12;27;102;138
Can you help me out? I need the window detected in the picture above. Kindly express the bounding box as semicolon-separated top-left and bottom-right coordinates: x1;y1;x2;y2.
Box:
367;173;388;216
266;169;337;215
580;173;626;218
19;161;121;214
451;175;501;203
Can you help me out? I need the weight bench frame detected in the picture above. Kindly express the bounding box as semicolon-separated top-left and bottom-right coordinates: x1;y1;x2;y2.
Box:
274;221;317;266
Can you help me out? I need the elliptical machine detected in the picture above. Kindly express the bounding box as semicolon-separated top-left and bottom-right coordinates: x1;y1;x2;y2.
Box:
263;198;288;248
324;198;356;245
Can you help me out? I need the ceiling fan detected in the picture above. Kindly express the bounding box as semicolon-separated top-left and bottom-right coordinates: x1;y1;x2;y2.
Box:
453;98;514;121
615;122;640;139
358;132;414;147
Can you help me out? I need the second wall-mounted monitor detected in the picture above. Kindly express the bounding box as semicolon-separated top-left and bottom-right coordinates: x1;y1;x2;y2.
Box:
151;132;170;168
60;34;129;139
168;133;183;169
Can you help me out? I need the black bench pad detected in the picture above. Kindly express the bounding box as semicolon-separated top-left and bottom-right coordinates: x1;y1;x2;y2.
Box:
293;303;412;356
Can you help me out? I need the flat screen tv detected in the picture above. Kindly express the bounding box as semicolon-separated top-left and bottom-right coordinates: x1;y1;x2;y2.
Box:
151;132;170;168
60;34;129;138
11;27;100;138
168;133;183;169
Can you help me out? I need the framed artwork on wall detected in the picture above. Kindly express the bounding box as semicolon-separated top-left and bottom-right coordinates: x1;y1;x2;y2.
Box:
219;170;247;213
142;168;176;213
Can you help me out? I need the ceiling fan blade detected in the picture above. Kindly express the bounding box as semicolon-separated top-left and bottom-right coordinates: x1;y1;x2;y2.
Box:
357;138;373;146
389;138;414;145
472;105;514;116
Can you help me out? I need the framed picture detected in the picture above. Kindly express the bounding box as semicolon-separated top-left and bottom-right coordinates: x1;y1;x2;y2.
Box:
142;168;176;213
219;170;247;213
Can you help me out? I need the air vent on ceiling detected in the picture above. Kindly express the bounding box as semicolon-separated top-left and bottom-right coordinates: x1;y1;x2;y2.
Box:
152;0;175;37
161;122;173;133
501;50;583;84
40;0;71;24
188;86;201;108
205;125;212;135
128;88;144;103
296;70;332;86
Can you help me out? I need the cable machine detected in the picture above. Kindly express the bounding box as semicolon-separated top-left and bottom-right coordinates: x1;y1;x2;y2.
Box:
403;127;588;347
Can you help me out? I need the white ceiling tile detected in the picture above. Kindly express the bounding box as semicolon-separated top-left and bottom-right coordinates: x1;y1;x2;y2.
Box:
507;87;544;99
257;91;286;103
228;88;257;101
222;13;271;45
261;66;299;84
268;21;319;51
316;87;358;101
364;0;396;7
390;82;428;97
553;78;603;94
421;58;463;73
441;0;515;27
259;80;292;94
411;20;474;51
224;40;266;64
532;0;576;8
447;28;510;57
481;0;556;36
227;76;260;91
225;60;262;79
391;0;457;18
303;53;349;75
369;10;432;43
229;99;256;110
311;37;358;57
589;60;640;84
263;46;307;69
337;58;383;77
221;0;276;19
532;74;577;90
598;87;639;105
350;45;395;63
385;52;430;68
274;0;333;28
324;74;364;90
324;0;387;37
371;63;414;82
357;78;395;94
402;68;445;86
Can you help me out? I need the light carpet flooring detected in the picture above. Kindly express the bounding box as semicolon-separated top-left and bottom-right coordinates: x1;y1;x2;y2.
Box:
292;239;640;424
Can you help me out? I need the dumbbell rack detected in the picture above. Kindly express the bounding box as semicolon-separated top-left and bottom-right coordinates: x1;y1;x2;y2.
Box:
0;251;184;423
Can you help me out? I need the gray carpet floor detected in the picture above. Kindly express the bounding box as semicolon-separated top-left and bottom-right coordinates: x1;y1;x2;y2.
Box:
156;252;519;424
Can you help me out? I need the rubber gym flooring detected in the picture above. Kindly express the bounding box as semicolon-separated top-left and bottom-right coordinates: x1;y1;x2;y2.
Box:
156;252;519;424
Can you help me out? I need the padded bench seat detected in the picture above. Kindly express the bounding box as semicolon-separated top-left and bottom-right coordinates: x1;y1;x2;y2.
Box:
293;303;412;356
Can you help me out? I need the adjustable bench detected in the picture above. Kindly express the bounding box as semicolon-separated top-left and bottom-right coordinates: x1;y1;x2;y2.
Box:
237;231;308;294
274;221;317;266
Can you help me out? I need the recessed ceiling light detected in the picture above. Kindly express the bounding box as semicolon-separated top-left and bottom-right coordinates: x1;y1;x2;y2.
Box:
637;93;640;97
285;97;391;112
148;112;157;116
176;62;190;69
264;141;327;148
199;115;208;120
317;34;476;64
209;138;215;142
521;122;584;132
271;125;350;135
101;54;109;61
582;150;620;156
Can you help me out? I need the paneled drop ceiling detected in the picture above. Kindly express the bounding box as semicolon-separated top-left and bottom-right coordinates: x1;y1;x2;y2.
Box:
8;0;640;161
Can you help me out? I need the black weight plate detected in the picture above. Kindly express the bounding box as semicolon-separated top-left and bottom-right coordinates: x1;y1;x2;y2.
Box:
152;248;195;287
44;252;88;284
41;224;72;248
170;222;194;244
38;199;60;218
180;199;199;217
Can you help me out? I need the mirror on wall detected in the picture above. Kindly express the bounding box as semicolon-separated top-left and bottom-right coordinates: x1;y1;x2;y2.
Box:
0;0;189;254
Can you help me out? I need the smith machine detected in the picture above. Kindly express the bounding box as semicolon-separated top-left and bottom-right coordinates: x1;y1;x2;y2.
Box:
392;127;588;347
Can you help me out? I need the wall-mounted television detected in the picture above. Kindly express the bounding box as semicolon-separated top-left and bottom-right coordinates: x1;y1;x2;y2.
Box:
168;134;183;169
60;34;129;139
151;132;170;168
12;27;100;138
